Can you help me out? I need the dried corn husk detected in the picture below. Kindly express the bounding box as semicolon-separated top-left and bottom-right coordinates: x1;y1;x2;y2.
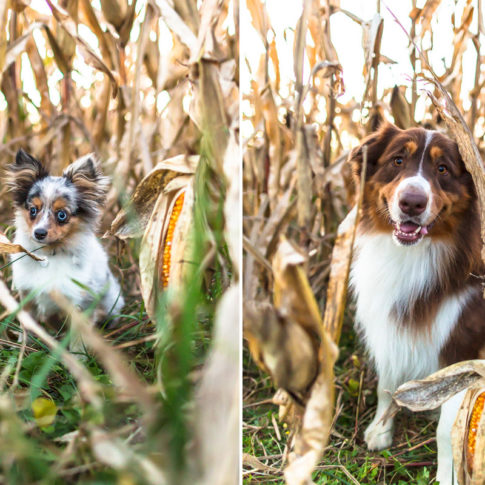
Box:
140;180;194;316
453;387;485;485
110;155;199;239
110;155;199;319
392;360;485;485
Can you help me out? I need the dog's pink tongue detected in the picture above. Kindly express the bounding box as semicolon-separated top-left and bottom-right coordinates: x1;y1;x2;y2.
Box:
400;221;420;234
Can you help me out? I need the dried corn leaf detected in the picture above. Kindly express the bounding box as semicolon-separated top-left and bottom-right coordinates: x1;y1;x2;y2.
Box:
262;87;284;204
321;206;358;342
110;155;199;239
157;36;190;91
173;0;199;35
454;388;473;485
80;0;116;63
76;42;118;96
117;0;137;47
159;0;198;56
118;2;156;177
194;286;239;485
322;136;366;341
243;452;278;473
268;38;280;92
293;0;311;101
0;0;8;71
246;0;269;43
43;25;70;75
283;207;362;482
244;236;323;397
90;428;167;485
0;232;44;262
25;36;55;119
267;237;338;484
425;83;485;264
441;2;474;86
362;14;383;77
411;0;441;34
2;22;44;78
11;0;29;12
273;237;321;337
284;332;337;485
295;127;313;228
190;0;223;62
244;301;318;397
222;131;241;278
393;360;485;412
362;13;383;107
390;85;412;129
283;170;364;482
198;60;229;172
45;0;119;95
144;39;159;86
99;0;126;31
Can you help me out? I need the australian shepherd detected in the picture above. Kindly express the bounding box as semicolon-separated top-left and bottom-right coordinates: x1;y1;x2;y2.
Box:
349;122;484;484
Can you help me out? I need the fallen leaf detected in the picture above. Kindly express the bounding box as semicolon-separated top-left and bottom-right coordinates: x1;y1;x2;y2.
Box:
31;397;57;429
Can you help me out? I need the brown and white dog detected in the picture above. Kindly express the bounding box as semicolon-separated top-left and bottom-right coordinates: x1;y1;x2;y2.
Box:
348;123;485;484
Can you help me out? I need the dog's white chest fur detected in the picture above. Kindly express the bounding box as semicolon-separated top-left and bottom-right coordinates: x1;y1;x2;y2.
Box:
350;232;471;390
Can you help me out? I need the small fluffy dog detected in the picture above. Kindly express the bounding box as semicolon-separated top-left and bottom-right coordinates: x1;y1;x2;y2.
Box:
6;149;124;339
349;123;485;485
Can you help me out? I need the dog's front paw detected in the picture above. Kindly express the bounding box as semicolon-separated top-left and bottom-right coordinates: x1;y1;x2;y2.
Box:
364;419;393;450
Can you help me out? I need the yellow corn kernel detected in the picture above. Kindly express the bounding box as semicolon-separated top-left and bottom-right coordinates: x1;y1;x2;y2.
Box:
467;391;485;472
161;192;185;288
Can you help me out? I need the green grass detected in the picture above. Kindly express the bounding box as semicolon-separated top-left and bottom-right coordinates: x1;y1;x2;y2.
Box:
243;318;438;484
0;225;217;484
0;297;154;483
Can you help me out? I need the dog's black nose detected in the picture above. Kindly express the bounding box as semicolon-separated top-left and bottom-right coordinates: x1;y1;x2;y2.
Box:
34;228;47;240
399;190;428;216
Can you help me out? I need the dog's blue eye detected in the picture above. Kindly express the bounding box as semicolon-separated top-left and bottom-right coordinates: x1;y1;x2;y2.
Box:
57;210;67;223
394;157;403;166
29;207;37;218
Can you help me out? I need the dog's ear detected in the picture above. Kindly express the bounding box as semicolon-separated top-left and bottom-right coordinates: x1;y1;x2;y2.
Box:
5;149;48;205
348;122;401;185
63;154;109;220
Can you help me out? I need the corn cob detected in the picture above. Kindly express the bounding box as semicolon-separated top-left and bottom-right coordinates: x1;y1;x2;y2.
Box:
467;391;485;472
161;192;185;288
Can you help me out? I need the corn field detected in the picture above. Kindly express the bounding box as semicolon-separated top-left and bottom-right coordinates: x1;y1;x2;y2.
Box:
0;0;239;484
243;0;485;484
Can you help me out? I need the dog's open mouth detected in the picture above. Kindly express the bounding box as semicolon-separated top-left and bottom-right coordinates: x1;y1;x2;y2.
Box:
391;221;430;245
